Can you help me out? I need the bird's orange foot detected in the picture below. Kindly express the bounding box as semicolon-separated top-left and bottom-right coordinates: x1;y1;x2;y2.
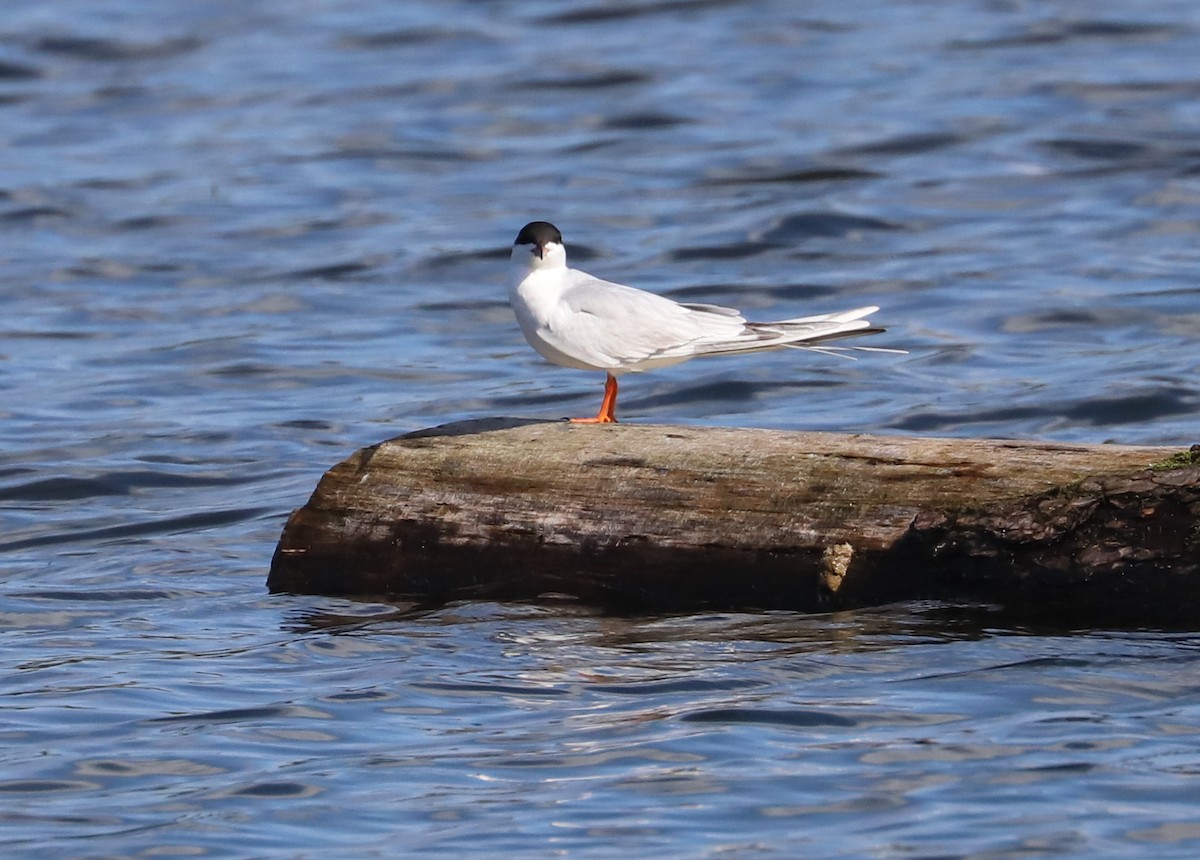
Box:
570;374;619;424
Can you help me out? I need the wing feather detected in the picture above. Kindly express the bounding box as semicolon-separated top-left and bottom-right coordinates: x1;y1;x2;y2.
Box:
531;265;891;373
548;271;747;368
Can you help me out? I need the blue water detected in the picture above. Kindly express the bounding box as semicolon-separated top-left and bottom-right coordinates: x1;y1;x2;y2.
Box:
2;0;1199;856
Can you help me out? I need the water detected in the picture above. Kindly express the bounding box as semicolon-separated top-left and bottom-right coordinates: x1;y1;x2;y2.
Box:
2;0;1199;856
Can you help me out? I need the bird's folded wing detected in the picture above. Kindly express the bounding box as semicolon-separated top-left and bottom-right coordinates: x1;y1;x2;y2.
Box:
552;274;747;367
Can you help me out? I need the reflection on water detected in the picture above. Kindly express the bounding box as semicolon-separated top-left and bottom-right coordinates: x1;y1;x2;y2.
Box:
8;596;1200;857
2;0;1200;856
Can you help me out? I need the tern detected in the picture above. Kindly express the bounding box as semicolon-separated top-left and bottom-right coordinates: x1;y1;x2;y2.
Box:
509;221;897;423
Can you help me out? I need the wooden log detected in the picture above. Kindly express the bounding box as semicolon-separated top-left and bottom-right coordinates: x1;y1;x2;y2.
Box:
268;418;1200;624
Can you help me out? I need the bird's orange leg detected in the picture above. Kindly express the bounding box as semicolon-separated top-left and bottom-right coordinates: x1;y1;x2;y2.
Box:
570;374;618;424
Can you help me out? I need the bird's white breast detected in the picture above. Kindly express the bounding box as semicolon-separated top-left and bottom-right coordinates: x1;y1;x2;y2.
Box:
510;267;608;372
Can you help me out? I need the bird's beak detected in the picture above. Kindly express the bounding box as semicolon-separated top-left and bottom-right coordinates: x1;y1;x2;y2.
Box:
533;244;545;260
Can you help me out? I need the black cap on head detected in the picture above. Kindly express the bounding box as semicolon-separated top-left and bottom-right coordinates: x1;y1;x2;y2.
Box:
514;221;563;247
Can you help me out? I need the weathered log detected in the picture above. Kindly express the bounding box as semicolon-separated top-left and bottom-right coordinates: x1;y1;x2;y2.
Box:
269;418;1200;623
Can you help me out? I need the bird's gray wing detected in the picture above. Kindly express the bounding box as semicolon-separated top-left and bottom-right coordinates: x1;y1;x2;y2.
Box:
548;271;747;368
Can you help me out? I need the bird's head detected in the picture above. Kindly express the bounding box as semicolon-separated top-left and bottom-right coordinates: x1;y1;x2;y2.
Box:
511;221;566;273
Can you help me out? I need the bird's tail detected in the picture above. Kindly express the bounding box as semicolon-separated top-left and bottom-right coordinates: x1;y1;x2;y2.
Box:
694;306;902;360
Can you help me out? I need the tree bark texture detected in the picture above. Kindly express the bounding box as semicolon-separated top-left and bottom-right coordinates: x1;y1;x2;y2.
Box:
269;418;1200;623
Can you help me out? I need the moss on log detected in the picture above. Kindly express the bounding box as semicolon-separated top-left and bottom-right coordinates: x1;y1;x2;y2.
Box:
269;418;1200;623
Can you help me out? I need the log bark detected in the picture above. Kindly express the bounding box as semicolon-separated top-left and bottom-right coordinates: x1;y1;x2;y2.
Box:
269;418;1200;624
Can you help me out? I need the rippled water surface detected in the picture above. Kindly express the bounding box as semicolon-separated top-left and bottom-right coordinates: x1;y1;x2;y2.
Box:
2;0;1200;856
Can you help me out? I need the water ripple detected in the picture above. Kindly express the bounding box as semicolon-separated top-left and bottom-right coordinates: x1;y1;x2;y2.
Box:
679;707;860;728
0;470;258;503
0;506;272;552
32;35;203;62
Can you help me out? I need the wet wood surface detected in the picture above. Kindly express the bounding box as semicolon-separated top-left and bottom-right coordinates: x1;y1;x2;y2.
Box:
269;418;1200;623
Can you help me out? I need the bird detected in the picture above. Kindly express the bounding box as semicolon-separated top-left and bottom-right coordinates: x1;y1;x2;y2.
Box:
508;220;898;424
